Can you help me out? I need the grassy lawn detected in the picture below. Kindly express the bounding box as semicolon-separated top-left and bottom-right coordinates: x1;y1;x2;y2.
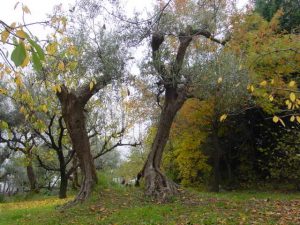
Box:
1;179;299;225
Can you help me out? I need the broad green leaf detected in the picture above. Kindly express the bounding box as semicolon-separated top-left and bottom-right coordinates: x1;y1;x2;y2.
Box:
28;39;45;60
32;50;42;72
11;42;26;67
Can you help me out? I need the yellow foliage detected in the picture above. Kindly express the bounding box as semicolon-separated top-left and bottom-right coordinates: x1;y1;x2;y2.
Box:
289;92;296;102
21;53;30;67
89;81;94;91
164;99;212;185
273;116;279;123
219;114;227;122
259;80;267;86
289;80;296;87
46;42;58;55
16;30;27;39
1;30;10;43
57;61;65;71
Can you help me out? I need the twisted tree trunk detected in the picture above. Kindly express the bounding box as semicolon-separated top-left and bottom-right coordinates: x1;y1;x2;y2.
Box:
58;88;97;203
138;87;186;199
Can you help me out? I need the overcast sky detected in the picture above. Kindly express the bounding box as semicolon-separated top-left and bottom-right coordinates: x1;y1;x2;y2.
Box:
1;0;248;25
0;0;154;24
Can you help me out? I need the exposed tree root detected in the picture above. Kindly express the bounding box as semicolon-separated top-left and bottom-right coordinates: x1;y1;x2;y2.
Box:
58;178;95;210
144;167;179;201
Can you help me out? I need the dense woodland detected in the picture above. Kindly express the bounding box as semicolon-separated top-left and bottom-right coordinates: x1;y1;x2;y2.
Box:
0;0;299;218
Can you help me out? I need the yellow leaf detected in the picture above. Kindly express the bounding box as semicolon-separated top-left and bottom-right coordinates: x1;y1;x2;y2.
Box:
52;85;61;93
20;106;26;114
217;77;223;84
290;92;296;102
15;75;22;86
58;61;65;71
220;114;227;122
272;116;279;123
89;81;94;91
1;30;10;43
296;116;300;124
269;95;273;102
46;42;57;55
16;30;27;39
22;5;31;14
41;105;47;113
250;85;254;92
289;80;296;87
21;53;30;67
56;85;61;93
259;80;267;86
290;115;295;122
279;118;285;127
270;79;274;85
0;88;7;94
52;85;57;93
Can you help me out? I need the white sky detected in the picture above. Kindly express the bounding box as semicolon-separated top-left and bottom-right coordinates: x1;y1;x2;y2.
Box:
0;0;153;24
1;0;248;25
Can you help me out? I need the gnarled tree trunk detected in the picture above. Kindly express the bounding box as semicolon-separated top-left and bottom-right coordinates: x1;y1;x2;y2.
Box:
58;88;97;203
136;32;193;199
138;87;186;199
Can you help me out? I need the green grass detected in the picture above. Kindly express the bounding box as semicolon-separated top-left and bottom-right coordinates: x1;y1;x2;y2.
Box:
1;176;299;225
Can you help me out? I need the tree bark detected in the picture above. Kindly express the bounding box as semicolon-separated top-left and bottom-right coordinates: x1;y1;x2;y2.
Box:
138;87;186;199
71;157;80;190
211;132;221;192
26;162;38;193
59;172;68;199
57;146;68;198
58;89;97;203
